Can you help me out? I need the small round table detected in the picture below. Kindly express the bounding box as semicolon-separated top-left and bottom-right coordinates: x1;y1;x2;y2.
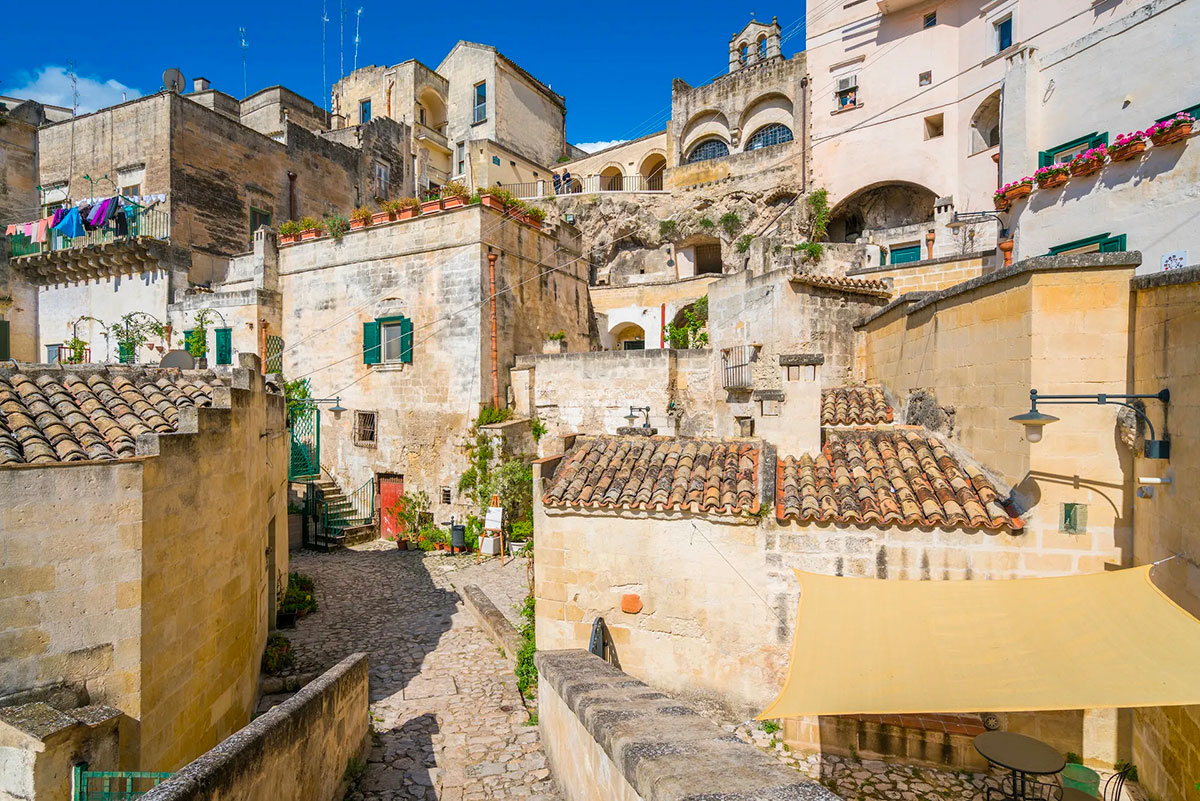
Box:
974;731;1066;800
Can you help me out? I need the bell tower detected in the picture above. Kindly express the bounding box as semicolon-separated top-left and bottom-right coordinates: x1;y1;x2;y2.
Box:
729;15;783;73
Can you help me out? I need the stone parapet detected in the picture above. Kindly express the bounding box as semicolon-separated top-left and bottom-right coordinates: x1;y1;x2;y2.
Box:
536;649;840;801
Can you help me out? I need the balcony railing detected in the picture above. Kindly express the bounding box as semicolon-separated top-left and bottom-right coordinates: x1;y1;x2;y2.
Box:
414;121;450;151
6;206;170;259
722;345;757;390
509;173;668;200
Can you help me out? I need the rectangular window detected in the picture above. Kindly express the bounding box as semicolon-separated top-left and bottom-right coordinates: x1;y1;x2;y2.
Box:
1039;132;1108;167
1060;502;1087;535
994;14;1013;52
456;142;466;175
215;327;233;366
923;11;936;28
121;184;141;197
45;343;61;363
1047;233;1126;256
364;315;413;364
382;321;406;362
249;207;271;241
890;243;923;264
419;106;427;125
918;71;932;87
360;99;372;124
473;82;486;123
441;487;452;505
924;113;944;139
374;162;390;199
835;74;859;110
353;411;377;447
0;320;9;361
492;155;501;166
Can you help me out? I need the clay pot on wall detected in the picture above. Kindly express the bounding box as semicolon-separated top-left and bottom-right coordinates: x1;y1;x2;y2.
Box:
442;195;466;210
1005;183;1032;200
1068;160;1103;178
1036;173;1068;190
420;198;444;215
993;195;1011;211
1152;122;1192;146
480;194;505;211
399;207;420;220
1109;140;1147;162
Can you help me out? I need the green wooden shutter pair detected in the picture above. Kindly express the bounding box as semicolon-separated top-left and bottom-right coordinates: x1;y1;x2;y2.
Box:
215;328;232;365
1047;232;1126;255
1038;132;1108;168
363;321;381;364
0;320;9;361
362;317;413;364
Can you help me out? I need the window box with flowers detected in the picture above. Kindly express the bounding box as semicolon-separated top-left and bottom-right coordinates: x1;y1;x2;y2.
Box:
1148;112;1193;146
1109;131;1149;162
350;207;374;230
441;181;470;209
1003;177;1033;201
1068;145;1107;177
993;188;1011;211
1034;164;1069;190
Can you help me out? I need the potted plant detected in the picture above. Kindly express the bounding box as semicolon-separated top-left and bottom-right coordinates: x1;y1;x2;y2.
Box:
1148;112;1193;146
1003;177;1034;200
376;199;402;224
324;213;350;241
1068;145;1106;177
992;188;1011;211
1034;164;1069;189
524;205;547;229
441;181;470;209
397;197;422;219
350;207;374;230
298;216;323;240
477;187;505;211
543;330;567;354
278;220;302;244
420;189;444;215
1109;131;1149;162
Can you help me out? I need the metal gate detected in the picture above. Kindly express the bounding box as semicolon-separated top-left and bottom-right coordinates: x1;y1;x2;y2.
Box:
74;768;171;801
288;406;320;481
265;335;284;374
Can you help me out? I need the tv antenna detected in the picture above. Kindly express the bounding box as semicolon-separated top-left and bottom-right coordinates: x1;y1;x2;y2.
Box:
321;0;329;112
339;0;346;79
67;61;80;115
239;27;249;97
162;67;186;94
353;7;363;73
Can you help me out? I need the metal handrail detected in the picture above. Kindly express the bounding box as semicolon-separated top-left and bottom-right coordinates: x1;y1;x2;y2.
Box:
7;206;170;258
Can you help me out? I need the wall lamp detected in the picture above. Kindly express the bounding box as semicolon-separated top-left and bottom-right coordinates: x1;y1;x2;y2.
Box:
945;211;1008;236
1010;388;1171;458
309;397;347;413
624;405;651;429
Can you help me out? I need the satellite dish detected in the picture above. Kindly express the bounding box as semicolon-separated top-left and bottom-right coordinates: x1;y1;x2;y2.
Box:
162;68;186;94
159;349;195;369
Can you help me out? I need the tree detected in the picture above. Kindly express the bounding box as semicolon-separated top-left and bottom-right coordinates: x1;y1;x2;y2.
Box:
664;295;709;349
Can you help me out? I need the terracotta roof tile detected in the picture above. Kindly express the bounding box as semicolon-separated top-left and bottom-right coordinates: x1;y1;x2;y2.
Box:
0;368;218;465
776;430;1021;531
543;435;760;515
790;272;892;298
821;385;893;426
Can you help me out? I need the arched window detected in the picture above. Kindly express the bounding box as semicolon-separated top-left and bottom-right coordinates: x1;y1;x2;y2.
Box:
686;139;730;164
970;90;1002;154
739;44;749;63
744;123;794;151
758;37;768;59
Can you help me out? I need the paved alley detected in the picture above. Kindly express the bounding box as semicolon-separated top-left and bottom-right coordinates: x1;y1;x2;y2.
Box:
284;542;559;801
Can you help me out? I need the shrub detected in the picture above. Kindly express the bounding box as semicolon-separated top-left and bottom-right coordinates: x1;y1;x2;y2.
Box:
510;518;533;542
793;241;823;262
298;216;322;233
736;234;754;253
467;192;482;205
719;211;742;236
525;205;547;223
379;198;405;215
262;633;294;674
442;180;470;200
530;418;547;441
278;220;301;237
280;572;317;617
659;219;678;239
761;720;781;734
350;206;373;224
516;594;537;697
698;216;715;230
546;330;567;341
475;405;513;427
324;214;350;240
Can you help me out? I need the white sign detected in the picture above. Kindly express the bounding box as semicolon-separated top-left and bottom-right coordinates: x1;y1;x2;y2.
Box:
1162;250;1188;271
485;506;504;531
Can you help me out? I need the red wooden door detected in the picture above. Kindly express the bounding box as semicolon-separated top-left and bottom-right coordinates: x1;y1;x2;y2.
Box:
379;476;404;541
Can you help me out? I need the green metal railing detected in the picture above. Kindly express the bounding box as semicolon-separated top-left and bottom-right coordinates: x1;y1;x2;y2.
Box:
7;207;170;259
326;477;376;538
74;768;171;801
288;406;320;481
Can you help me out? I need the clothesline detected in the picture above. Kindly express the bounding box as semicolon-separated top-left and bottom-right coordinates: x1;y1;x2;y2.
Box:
4;196;145;243
2;194;167;231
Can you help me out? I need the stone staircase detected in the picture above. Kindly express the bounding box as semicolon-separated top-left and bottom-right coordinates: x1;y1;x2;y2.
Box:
312;476;376;548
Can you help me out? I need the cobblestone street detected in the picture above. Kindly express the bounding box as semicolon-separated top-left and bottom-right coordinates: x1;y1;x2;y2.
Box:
284;542;559;801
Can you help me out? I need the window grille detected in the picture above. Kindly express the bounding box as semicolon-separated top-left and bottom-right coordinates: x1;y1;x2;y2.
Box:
353;411;377;447
745;124;794;151
265;335;284;374
441;487;452;504
686;139;730;164
722;345;757;390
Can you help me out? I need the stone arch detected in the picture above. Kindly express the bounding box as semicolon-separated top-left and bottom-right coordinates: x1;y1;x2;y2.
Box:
416;86;447;129
757;35;768;59
739;92;794;146
610;321;646;350
970;89;1002;154
638;151;667;190
738;41;750;64
827;181;939;243
599;164;625;191
680;109;732;157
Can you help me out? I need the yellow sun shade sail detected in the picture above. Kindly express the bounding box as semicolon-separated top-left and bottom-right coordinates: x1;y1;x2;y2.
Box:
759;565;1200;718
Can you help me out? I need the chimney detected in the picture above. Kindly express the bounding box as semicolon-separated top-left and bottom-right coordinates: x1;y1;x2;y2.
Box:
193;77;211;93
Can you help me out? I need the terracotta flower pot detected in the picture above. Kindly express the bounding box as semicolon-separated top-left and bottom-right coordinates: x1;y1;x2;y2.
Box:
480;195;505;211
1109;140;1147;162
420;199;444;214
301;229;320;240
993;195;1011;212
1069;160;1102;177
1151;122;1192;146
1004;184;1032;200
350;219;367;230
523;215;542;230
442;196;466;209
399;207;419;220
281;234;301;244
1036;173;1068;190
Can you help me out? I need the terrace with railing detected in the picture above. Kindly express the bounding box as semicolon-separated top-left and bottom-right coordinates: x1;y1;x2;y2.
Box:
6;206;170;259
508;173;668;200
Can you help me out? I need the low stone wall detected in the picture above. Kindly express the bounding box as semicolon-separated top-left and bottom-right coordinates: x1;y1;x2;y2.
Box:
536;649;840;801
846;251;996;292
140;653;369;801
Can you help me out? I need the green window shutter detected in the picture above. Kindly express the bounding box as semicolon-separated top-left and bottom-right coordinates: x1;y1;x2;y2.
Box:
1038;151;1052;168
182;329;193;350
890;244;923;265
400;316;414;364
1090;133;1109;149
1099;234;1127;253
0;320;9;361
363;321;381;364
215;327;233;365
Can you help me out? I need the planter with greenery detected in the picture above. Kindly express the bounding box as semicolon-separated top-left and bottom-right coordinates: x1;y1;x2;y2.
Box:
1002;177;1033;200
377;198;404;223
523;205;547;229
1149;112;1193;146
1109;131;1149;162
298;216;323;240
324;214;350;241
992;188;1011;211
397;197;421;219
278;220;302;243
441;181;470;209
1068;146;1107;177
262;633;295;674
420;189;444;214
350;207;374;229
280;571;318;618
477;188;506;211
543;330;567;354
1034;164;1069;189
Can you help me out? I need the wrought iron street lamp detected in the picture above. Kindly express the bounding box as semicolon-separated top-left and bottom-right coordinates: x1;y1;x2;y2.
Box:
308;397;346;413
945;211;1007;235
1010;388;1171;458
624;405;651;429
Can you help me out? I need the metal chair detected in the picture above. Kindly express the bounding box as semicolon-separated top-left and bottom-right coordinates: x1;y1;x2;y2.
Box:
1102;766;1134;801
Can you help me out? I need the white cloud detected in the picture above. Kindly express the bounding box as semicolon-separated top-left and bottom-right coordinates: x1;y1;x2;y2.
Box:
575;139;627;154
7;66;143;114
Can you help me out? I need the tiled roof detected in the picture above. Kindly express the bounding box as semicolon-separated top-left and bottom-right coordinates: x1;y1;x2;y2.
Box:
0;368;217;465
543;435;760;515
776;430;1021;530
790;271;892;298
821;386;893;426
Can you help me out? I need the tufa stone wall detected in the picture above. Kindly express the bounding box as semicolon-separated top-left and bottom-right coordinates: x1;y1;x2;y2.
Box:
140;653;369;801
846;251;997;293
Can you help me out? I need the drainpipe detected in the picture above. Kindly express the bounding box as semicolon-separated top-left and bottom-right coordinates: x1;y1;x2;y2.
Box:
386;79;394;118
799;76;809;193
287;172;297;221
488;250;500;409
660;303;666;348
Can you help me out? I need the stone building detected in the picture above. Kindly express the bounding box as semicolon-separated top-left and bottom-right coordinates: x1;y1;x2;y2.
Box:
170;202;591;531
331;41;577;195
0;356;288;780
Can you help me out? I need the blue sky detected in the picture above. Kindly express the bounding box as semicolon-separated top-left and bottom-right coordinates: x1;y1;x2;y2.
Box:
0;2;805;151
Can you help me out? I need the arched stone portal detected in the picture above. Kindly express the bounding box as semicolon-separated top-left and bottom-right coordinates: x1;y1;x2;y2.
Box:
639;153;667;191
827;182;939;243
610;322;646;350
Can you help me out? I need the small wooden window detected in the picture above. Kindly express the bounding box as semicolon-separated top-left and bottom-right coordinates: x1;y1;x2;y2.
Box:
441;487;452;504
353;411;377;447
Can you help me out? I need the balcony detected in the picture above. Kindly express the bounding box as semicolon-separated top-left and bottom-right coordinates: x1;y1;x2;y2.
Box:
6;207;173;286
721;345;758;391
414;121;450;153
510;174;669;200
